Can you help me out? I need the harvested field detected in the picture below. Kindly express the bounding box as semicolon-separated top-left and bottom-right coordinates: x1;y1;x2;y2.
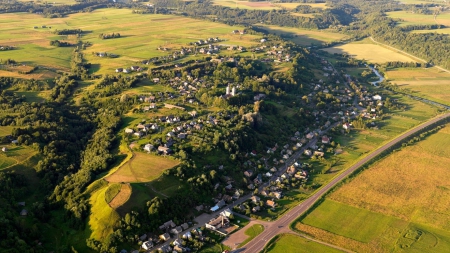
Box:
322;43;416;63
255;25;347;46
106;152;180;183
295;125;450;252
109;183;132;209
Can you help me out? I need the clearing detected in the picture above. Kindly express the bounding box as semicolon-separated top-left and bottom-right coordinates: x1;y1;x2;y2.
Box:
106;152;180;183
109;183;132;209
0;145;37;170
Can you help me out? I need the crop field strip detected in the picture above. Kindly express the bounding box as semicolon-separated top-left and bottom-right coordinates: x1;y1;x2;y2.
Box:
295;125;450;252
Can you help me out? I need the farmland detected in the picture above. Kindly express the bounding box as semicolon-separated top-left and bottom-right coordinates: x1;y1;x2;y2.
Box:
254;25;348;46
263;234;343;253
211;0;328;10
294;124;450;252
322;41;416;63
106;152;180;183
386;68;450;106
0;145;37;170
386;11;450;27
0;9;261;76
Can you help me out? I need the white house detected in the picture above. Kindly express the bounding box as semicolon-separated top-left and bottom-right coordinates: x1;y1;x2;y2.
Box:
144;144;154;152
142;241;153;250
372;95;382;101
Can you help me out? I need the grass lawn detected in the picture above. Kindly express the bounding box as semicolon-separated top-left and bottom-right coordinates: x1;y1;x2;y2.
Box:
294;125;450;252
322;42;416;63
254;25;347;46
386;67;450;106
106;152;180;183
238;224;265;247
263;234;344;253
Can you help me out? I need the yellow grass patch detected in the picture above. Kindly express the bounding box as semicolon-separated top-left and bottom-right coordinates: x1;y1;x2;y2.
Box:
88;185;120;240
329;125;450;231
322;44;416;63
106;152;180;183
109;183;132;209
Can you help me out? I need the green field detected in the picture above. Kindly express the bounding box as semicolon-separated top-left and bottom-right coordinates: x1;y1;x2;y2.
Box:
294;125;450;252
104;183;122;203
0;9;261;76
0;126;14;136
386;68;450;106
254;25;347;46
302;199;404;243
386;11;438;26
0;145;37;170
263;234;344;253
238;224;265;247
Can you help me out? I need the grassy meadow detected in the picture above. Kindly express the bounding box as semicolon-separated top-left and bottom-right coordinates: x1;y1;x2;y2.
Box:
386;67;450;106
263;234;344;253
0;9;261;77
211;0;328;10
0;145;37;170
238;224;265;247
386;10;450;27
254;25;347;46
322;41;416;63
106;152;180;183
294;124;450;252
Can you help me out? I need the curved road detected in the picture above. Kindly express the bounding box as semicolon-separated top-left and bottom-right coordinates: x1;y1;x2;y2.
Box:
239;112;450;253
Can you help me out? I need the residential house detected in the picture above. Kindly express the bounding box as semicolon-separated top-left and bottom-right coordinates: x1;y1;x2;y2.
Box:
158;245;172;253
247;183;255;190
220;208;233;218
158;146;172;155
159;233;171;241
251;196;261;204
205;215;230;231
244;170;253;177
273;192;282;200
171;226;183;235
143;144;154;152
286;166;296;175
306;132;314;139
124;128;134;134
304;149;312;156
266;200;276;208
343;123;351;130
20;209;28;216
314;151;325;157
181;223;189;230
142;241;153;250
252;206;261;212
115;68;123;73
372;95;382;101
253;174;263;184
260;190;268;197
322;135;330;144
178;133;187;139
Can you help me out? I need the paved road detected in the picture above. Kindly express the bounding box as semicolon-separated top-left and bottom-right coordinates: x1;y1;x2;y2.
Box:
239;112;450;253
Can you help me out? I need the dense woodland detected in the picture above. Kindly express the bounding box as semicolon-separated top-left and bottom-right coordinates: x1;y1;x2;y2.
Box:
1;0;450;252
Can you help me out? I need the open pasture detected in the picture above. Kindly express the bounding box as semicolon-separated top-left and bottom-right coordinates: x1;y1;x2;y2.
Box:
322;43;416;63
255;25;347;46
386;11;438;26
0;9;261;76
295;125;450;252
0;145;37;170
263;234;344;253
106;152;180;183
387;68;450;106
212;0;327;10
